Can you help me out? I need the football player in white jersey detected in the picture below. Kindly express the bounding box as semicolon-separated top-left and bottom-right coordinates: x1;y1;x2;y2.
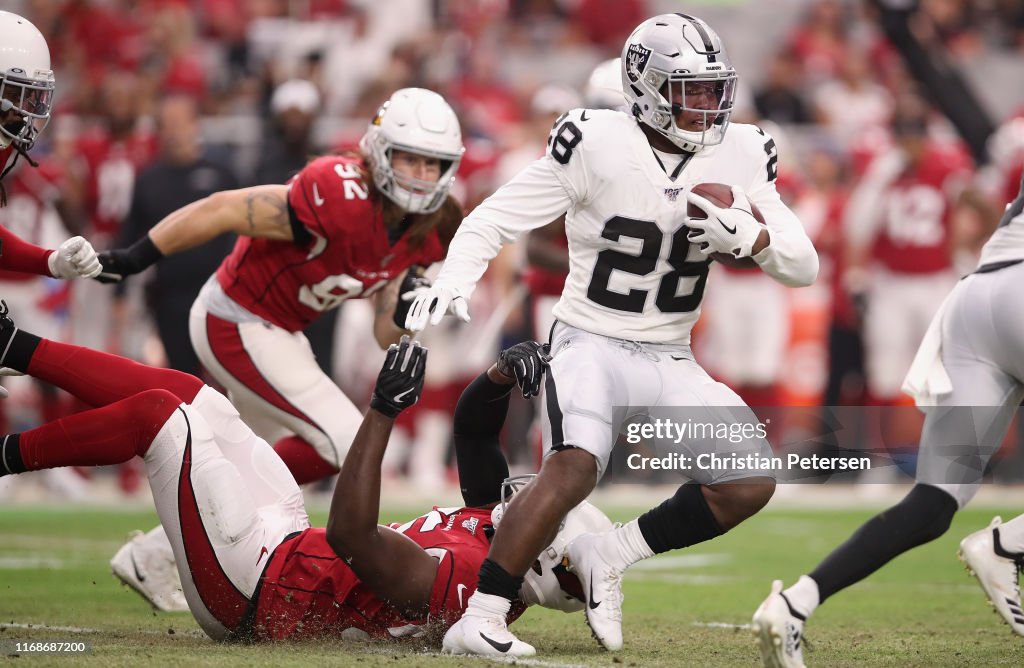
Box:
405;14;818;657
754;174;1024;667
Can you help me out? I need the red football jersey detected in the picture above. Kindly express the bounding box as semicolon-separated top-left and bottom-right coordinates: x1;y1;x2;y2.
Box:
74;129;158;240
253;506;524;641
216;155;448;332
872;145;972;274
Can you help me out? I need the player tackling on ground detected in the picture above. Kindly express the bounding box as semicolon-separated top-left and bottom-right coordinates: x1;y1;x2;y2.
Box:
0;309;614;641
405;13;818;657
96;87;464;484
96;88;465;610
754;173;1024;667
0;10;100;280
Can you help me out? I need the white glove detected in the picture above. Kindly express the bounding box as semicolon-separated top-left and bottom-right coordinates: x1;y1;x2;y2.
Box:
48;236;103;279
403;284;471;331
685;186;766;259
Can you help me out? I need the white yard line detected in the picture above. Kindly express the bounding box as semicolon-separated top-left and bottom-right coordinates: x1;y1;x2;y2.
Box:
692;621;752;630
629;553;731;570
0;622;206;638
0;555;70;569
0;533;123;551
629;573;737;585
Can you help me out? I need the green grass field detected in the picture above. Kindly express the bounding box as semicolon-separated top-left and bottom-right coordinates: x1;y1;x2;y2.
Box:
2;502;1023;667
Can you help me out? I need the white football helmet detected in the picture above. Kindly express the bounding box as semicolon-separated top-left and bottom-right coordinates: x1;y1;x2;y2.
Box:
491;475;615;613
585;58;625;110
359;88;464;214
0;11;55;151
621;13;737;152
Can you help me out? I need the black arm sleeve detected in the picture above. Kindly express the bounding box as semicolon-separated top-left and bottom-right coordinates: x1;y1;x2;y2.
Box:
453;371;513;507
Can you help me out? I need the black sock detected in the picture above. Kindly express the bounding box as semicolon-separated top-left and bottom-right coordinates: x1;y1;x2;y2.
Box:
0;327;41;372
476;558;523;601
0;434;25;475
637;482;724;554
810;483;958;602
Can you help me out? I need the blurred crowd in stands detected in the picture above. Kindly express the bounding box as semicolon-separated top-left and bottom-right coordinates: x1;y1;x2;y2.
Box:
2;0;1024;498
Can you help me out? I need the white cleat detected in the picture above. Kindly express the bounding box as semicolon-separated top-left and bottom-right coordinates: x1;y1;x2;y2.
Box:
566;532;624;651
110;530;188;612
442;612;536;657
959;516;1024;637
752;580;806;668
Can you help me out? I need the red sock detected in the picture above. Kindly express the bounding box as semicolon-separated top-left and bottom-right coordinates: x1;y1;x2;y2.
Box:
26;339;203;408
273;435;338;484
18;389;181;471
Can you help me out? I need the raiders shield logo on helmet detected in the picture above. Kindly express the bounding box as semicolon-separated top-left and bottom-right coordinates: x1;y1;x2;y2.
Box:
625;43;651;83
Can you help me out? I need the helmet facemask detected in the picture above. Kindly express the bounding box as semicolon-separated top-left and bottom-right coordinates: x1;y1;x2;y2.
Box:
375;141;460;215
645;71;736;151
0;68;54;151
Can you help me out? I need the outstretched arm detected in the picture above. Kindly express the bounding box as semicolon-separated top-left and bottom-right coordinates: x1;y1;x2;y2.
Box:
0;226;51;275
96;184;293;283
404;157;574;330
0;227;101;279
325;337;438;617
150;185;294;252
453;341;550;507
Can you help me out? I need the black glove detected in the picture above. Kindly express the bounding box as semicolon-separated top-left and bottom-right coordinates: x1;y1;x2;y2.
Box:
393;266;431;329
94;236;164;284
370;336;428;418
497;341;552;399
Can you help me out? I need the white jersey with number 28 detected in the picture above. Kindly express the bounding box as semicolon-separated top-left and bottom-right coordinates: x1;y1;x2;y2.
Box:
434;109;817;345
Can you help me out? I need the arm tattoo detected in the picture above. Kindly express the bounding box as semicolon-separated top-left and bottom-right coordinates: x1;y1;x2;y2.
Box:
244;190;289;235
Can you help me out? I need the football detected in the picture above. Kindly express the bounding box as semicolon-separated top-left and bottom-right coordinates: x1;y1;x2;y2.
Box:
687;182;764;269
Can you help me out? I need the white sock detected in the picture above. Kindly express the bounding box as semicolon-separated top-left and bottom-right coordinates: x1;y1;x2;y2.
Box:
997;514;1024;554
602;519;655;569
782;575;820;619
465;591;511;618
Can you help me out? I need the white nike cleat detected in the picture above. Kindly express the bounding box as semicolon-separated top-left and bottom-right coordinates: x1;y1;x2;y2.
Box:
110;530;188;612
566;532;624;651
959;516;1024;637
442;612;536;657
752;580;806;668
